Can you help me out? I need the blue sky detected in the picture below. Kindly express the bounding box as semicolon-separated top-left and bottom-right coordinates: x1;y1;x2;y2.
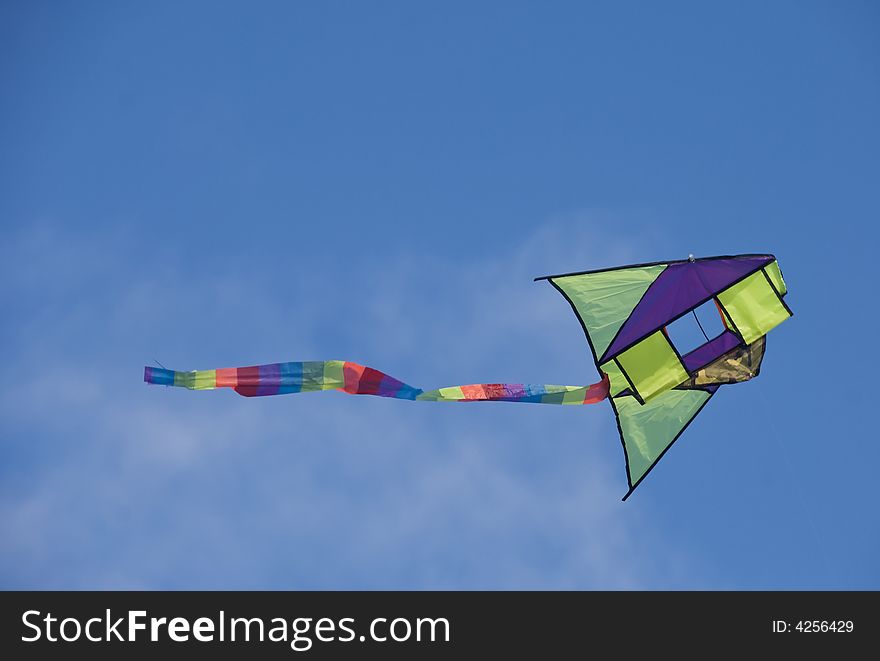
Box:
1;1;878;589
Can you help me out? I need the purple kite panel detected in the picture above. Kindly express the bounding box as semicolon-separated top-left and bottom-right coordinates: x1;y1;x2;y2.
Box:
599;256;772;362
681;330;741;372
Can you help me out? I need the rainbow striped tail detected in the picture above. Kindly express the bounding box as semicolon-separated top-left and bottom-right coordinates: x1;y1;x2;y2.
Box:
144;361;610;405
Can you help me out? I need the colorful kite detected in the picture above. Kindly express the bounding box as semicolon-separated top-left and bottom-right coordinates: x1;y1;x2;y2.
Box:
145;253;791;498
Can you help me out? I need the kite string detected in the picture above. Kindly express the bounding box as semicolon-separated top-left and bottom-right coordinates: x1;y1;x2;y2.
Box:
691;309;710;343
688;255;718;343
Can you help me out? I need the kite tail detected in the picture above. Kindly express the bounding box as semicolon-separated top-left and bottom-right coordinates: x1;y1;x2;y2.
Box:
144;361;609;405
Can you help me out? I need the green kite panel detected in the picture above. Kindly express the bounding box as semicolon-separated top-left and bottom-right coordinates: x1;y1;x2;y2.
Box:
616;330;689;402
615;388;712;493
600;360;629;397
717;271;791;344
764;260;787;295
551;264;667;360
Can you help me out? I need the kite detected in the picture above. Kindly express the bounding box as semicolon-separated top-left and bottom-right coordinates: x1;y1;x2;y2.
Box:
145;253;791;498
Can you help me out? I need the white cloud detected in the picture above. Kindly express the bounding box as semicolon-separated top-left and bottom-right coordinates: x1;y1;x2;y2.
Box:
0;217;705;588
